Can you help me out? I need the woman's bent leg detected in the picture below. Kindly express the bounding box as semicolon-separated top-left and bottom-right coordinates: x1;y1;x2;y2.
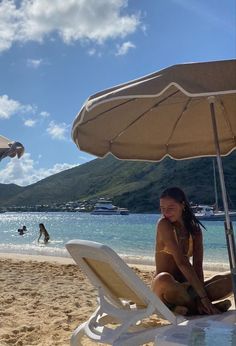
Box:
152;272;196;313
152;272;232;315
204;273;232;301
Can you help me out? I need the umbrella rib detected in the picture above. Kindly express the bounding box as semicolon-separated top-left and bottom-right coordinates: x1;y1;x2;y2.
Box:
81;99;135;126
218;98;236;146
109;90;180;144
165;97;192;147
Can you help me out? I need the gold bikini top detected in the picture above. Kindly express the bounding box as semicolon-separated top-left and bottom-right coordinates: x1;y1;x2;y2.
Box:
157;228;193;258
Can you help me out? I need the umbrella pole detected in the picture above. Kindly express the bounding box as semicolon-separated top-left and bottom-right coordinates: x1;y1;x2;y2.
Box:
208;96;236;304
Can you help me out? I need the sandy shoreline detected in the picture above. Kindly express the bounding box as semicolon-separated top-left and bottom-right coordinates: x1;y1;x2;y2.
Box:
0;252;230;271
0;253;234;346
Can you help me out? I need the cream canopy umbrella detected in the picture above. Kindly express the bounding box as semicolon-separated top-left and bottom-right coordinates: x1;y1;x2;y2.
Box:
0;135;24;161
72;59;236;300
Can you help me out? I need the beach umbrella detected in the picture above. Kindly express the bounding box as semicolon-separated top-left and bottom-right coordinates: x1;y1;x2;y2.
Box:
72;59;236;300
0;135;24;161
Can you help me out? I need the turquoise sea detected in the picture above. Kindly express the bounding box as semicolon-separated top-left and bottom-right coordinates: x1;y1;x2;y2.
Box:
1;212;235;270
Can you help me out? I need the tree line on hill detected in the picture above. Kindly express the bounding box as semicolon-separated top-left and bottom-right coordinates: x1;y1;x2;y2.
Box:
0;152;236;213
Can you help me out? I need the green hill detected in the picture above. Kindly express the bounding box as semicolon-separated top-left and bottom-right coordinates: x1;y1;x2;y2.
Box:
0;183;23;200
1;152;236;212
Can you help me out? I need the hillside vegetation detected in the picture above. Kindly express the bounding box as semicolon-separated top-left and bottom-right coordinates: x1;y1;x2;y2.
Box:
1;152;236;212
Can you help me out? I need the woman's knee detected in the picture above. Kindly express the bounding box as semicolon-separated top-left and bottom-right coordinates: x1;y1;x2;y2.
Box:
155;272;175;284
152;272;175;294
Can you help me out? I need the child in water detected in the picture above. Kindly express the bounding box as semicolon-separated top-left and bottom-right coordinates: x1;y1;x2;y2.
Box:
18;225;27;235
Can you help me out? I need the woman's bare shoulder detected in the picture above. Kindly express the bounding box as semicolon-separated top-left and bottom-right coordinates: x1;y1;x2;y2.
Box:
157;217;173;232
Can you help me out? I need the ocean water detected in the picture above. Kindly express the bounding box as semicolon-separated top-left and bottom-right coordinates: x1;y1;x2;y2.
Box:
0;212;234;270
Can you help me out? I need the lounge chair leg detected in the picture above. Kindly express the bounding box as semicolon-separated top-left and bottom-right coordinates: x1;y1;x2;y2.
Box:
71;322;86;346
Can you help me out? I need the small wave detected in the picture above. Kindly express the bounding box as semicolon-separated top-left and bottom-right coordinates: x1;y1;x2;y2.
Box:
203;262;230;272
0;243;70;258
121;254;155;266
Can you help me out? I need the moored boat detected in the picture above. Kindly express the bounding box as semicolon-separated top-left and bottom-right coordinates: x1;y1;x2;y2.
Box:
91;198;129;215
193;205;236;221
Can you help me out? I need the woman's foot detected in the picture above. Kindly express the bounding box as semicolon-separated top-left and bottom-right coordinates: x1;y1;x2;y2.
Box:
214;299;231;312
173;305;189;315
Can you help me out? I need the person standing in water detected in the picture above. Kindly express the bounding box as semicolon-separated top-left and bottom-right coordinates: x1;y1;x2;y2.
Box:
38;223;50;244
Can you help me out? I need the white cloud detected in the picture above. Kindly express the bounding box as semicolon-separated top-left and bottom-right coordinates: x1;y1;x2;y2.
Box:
0;0;141;53
115;41;135;56
46;120;69;140
40;111;50;117
0;153;78;186
0;0;21;52
0;95;21;119
24;118;37;127
27;58;43;68
0;94;46;124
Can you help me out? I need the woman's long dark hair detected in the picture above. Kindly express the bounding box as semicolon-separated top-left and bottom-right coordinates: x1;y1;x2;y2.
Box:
160;187;206;234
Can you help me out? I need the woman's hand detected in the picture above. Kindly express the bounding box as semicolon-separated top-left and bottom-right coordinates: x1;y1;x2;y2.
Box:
197;296;220;315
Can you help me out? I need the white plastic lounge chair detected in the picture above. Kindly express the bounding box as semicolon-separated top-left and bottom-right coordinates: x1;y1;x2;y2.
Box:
66;239;185;346
66;240;236;345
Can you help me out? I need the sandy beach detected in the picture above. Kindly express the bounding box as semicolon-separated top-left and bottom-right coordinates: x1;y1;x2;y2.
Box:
0;254;234;346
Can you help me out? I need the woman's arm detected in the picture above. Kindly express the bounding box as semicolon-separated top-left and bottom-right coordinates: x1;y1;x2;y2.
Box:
154;222;159;275
192;229;204;283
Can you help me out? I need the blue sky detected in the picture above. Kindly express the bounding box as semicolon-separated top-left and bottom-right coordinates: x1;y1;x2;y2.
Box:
0;0;235;186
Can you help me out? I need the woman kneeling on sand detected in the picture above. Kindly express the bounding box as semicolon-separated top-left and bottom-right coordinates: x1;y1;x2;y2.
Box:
152;187;232;316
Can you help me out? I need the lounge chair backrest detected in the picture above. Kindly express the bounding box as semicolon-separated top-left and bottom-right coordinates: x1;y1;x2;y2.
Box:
84;257;147;307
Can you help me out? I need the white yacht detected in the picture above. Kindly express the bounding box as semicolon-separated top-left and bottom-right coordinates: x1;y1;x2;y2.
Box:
193;205;236;221
193;160;236;221
91;198;129;215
